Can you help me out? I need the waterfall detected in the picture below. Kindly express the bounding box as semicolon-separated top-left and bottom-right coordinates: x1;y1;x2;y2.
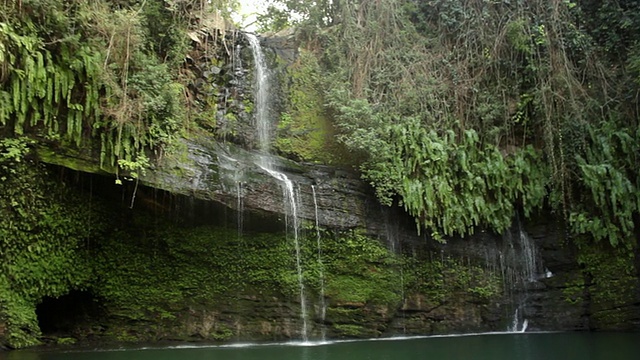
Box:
503;218;542;332
246;34;271;153
235;180;245;340
237;181;244;239
246;33;309;341
261;167;307;341
312;185;327;340
518;221;539;283
481;215;543;332
509;309;529;332
382;208;406;334
382;207;401;253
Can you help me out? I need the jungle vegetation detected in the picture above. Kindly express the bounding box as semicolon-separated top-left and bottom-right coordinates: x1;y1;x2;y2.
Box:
257;0;640;247
1;0;639;245
0;1;239;347
1;0;639;252
0;0;238;173
1;0;640;349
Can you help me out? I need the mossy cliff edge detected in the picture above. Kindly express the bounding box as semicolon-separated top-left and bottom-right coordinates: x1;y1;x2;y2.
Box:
1;153;638;349
2;0;640;350
0;162;505;348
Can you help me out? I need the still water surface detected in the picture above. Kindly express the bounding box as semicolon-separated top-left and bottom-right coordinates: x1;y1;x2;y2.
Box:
2;332;639;360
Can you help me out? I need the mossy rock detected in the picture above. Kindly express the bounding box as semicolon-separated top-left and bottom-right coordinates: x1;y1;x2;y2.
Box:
330;324;371;338
274;49;352;165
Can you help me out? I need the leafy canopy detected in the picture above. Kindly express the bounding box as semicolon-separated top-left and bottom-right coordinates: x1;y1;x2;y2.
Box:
260;0;640;245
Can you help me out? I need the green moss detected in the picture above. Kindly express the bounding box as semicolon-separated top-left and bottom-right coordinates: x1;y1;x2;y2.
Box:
86;225;411;343
0;287;41;348
211;324;234;341
56;337;77;345
575;238;639;329
0;146;306;346
325;276;383;304
404;256;502;306
92;223;299;325
562;277;585;305
0;158;101;348
332;324;366;337
274;50;351;165
36;146;116;175
112;330;139;343
319;230;403;306
325;307;359;319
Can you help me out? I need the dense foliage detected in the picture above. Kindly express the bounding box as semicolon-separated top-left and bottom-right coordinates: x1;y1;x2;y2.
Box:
0;0;235;174
1;0;639;349
4;0;636;243
0;153;461;346
262;0;640;245
0;139;98;347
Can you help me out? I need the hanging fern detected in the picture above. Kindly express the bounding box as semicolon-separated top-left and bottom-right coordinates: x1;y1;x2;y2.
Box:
384;119;548;239
0;0;218;181
0;18;105;148
570;125;640;247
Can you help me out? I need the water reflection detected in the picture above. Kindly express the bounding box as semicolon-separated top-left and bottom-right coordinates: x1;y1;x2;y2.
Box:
2;332;640;360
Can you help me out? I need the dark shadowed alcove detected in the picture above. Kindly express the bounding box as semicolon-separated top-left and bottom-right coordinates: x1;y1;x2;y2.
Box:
36;290;103;336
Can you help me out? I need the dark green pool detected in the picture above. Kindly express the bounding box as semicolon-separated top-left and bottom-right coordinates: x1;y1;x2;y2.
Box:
2;332;639;360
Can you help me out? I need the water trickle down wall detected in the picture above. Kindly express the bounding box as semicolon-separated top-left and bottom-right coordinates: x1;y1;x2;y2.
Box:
312;185;327;340
485;216;547;332
381;207;407;334
246;33;309;342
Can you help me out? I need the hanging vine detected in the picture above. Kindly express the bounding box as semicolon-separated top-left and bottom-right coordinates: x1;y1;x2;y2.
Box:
0;21;101;146
0;0;234;177
269;0;640;244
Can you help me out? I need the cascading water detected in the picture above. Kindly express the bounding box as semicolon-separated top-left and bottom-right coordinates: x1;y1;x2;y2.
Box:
246;33;309;341
509;309;529;333
235;180;245;339
481;216;543;332
382;208;406;334
263;167;308;341
517;221;539;283
246;34;271;153
237;181;244;239
503;218;542;332
312;185;327;340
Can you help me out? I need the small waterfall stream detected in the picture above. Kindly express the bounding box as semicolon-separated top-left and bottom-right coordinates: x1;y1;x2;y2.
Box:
502;218;542;332
312;185;327;340
246;33;309;341
262;167;308;341
246;34;271;152
478;215;544;333
236;181;244;239
509;309;529;333
382;208;406;334
235;180;245;339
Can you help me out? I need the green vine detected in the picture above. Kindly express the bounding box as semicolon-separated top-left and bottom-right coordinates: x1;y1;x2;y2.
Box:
0;0;224;173
266;0;640;245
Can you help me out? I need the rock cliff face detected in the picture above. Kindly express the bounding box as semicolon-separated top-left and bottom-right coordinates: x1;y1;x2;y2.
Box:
35;131;640;341
3;31;638;350
39;136;380;232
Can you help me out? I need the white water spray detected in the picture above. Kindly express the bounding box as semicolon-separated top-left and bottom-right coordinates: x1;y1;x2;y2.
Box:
509;309;528;333
504;220;542;333
245;34;271;153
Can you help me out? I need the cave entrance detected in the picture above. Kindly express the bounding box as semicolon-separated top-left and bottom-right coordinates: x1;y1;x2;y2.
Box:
36;290;103;336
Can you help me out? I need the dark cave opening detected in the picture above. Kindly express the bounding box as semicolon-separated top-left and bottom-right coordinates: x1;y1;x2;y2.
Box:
36;290;103;336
